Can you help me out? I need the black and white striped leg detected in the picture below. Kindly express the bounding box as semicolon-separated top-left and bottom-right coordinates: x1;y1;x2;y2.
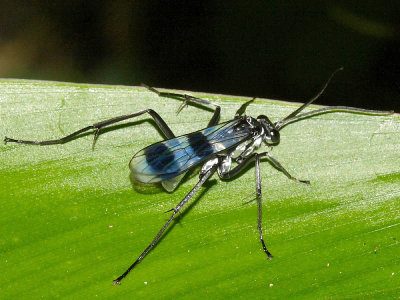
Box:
255;153;273;259
4;109;176;149
141;83;221;127
113;165;217;285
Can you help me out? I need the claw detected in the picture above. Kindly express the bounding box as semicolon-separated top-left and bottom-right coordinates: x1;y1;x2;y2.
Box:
299;179;310;185
176;100;189;115
112;279;121;286
292;177;310;185
92;128;100;151
4;137;18;144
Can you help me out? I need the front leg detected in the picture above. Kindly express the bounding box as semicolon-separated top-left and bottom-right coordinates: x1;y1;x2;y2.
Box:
255;153;273;258
217;153;273;258
264;152;310;184
218;152;309;185
217;152;309;259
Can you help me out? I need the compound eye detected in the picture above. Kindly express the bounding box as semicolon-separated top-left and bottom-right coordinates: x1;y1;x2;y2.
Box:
269;129;280;144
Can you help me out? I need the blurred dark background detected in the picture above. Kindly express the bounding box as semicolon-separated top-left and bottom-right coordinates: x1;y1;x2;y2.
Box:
1;1;399;111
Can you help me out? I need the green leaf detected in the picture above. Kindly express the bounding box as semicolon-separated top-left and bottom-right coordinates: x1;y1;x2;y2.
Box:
1;79;399;298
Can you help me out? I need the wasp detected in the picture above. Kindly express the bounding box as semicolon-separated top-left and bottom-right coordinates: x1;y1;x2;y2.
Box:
4;69;392;284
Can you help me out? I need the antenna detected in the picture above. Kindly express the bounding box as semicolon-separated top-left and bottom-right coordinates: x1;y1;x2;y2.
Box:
275;67;343;128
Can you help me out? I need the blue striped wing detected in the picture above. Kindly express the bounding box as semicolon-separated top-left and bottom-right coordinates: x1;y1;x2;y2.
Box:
129;119;253;184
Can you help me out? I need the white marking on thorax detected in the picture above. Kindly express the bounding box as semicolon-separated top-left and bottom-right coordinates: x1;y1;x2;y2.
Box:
202;118;265;177
239;135;263;160
216;132;264;176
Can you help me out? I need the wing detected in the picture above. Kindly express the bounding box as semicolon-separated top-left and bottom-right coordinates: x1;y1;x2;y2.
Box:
161;172;187;192
129;118;253;184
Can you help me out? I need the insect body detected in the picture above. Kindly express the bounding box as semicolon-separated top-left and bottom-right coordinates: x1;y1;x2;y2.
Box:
130;117;268;185
4;69;393;285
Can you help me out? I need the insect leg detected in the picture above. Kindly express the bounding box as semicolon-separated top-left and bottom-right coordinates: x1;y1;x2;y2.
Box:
113;165;217;285
255;153;273;258
264;152;310;184
141;83;221;127
235;97;256;117
4;109;175;149
218;153;259;180
276;106;393;130
218;152;309;184
218;154;273;258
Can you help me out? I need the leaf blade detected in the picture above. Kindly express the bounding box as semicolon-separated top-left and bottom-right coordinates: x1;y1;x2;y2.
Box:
1;79;399;298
